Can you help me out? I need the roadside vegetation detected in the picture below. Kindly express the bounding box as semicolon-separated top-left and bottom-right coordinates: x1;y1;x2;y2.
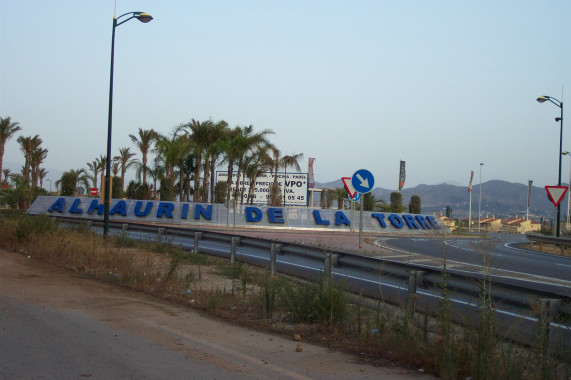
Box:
1;212;569;379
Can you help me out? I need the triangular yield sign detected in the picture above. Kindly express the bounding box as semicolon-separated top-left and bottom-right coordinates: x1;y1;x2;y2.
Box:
342;177;357;198
545;186;568;207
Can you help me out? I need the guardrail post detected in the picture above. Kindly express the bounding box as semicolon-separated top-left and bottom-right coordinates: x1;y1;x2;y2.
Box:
324;253;332;285
270;244;281;276
407;270;424;316
331;253;340;267
537;298;560;355
194;232;203;254
122;223;128;238
157;228;164;243
230;237;240;265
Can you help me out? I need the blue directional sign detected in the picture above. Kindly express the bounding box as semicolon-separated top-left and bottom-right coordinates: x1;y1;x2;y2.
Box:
349;192;361;202
352;169;375;194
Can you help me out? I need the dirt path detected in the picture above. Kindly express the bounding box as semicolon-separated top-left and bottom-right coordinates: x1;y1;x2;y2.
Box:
0;249;435;379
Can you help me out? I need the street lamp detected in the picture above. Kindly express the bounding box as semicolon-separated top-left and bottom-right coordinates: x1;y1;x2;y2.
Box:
104;11;153;235
479;162;484;233
537;95;564;237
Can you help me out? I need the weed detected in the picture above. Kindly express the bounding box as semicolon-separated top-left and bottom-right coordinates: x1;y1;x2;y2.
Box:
261;274;279;319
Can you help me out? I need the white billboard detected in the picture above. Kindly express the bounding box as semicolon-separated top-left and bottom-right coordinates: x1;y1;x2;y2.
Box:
215;171;308;206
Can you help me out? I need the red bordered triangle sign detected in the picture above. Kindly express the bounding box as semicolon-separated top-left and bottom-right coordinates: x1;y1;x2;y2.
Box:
342;177;357;199
545;186;568;207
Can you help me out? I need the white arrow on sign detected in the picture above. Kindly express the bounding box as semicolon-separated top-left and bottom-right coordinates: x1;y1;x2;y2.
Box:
355;173;369;188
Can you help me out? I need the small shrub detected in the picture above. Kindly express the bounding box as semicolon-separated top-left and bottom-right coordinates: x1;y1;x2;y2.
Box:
14;214;58;243
278;276;349;326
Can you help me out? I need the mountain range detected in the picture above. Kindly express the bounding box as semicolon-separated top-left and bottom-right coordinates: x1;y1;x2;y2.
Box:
315;179;560;221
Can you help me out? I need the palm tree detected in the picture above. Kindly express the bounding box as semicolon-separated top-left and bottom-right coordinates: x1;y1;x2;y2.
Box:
129;128;157;186
0;117;21;184
146;156;165;199
280;152;304;206
268;146;283;206
55;169;86;196
86;155;106;190
335;187;347;210
2;168;11;187
30;147;48;188
37;168;48;190
220;125;274;204
17;135;42;187
244;143;274;204
178;119;212;202
114;147;136;192
155;130;192;201
112;160;120;177
203;120;229;203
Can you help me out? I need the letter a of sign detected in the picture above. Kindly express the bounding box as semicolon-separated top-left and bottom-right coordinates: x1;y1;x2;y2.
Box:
545;186;568;207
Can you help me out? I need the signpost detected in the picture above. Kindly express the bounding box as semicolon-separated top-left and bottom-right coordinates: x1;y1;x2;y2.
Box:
352;169;375;248
342;177;362;234
545;186;568;236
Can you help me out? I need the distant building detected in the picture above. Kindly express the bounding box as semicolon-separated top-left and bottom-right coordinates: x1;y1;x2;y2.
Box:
479;215;502;232
439;216;457;231
501;215;541;234
467;213;542;234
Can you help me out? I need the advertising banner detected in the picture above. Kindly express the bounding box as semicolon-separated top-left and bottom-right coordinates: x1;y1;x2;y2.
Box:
216;171;308;206
308;158;316;188
398;161;406;191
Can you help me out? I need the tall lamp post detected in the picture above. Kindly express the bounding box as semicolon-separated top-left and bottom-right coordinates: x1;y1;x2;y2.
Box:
537;95;564;237
104;11;153;235
478;163;484;233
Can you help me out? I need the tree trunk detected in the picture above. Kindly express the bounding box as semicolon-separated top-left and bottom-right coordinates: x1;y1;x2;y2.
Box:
193;155;202;202
202;157;211;203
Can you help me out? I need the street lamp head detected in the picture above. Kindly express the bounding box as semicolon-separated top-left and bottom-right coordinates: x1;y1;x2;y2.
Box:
537;96;549;103
135;12;153;23
556;117;562;122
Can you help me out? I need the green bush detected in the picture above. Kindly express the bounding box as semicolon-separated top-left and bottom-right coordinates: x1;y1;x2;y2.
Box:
12;214;58;243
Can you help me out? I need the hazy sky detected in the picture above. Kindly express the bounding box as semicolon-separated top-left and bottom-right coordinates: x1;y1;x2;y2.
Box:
1;1;570;190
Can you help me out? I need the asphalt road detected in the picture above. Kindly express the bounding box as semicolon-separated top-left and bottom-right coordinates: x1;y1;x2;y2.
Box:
1;299;241;379
378;233;571;287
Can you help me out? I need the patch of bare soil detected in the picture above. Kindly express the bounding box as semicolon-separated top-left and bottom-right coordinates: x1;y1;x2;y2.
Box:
0;249;435;379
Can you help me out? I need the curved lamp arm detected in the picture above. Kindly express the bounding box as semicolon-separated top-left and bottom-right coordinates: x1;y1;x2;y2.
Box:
116;11;153;27
537;95;562;108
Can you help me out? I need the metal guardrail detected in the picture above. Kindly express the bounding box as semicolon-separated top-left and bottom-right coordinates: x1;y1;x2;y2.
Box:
57;216;570;350
526;232;571;245
526;232;571;256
